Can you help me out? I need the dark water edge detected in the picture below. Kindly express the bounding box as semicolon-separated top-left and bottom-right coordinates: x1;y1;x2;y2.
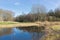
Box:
17;26;45;32
0;26;45;40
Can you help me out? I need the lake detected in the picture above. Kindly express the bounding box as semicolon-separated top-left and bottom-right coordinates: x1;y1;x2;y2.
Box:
0;26;45;40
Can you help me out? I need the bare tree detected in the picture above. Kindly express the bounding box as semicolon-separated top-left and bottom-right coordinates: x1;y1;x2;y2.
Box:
0;9;14;21
30;4;46;21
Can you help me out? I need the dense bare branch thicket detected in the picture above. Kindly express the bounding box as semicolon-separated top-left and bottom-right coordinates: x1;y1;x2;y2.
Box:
47;8;60;21
0;9;14;21
15;5;60;22
15;5;46;22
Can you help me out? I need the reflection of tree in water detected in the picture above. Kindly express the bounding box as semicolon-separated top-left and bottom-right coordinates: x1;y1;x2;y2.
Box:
17;26;45;32
17;26;45;40
0;28;12;36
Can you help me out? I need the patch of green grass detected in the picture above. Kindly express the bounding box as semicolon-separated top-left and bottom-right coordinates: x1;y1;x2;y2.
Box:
0;22;16;24
51;25;60;31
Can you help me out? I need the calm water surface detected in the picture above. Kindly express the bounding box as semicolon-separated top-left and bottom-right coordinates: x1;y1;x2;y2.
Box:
0;28;44;40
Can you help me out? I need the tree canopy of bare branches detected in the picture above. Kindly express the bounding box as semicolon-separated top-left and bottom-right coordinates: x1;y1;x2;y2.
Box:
0;9;14;21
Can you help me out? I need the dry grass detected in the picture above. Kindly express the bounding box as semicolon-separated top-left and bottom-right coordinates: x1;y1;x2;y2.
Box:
0;21;60;28
40;33;60;40
51;25;60;31
0;22;39;28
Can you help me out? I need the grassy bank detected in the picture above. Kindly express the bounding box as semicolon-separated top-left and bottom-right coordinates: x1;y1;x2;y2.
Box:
51;25;60;31
0;21;18;25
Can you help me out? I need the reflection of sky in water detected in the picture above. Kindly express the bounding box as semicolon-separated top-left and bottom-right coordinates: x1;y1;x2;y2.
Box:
0;28;32;40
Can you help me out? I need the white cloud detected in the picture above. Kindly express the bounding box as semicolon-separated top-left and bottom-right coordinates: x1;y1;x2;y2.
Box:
14;2;20;6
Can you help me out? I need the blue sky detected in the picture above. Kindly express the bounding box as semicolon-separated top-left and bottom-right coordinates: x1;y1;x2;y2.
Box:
0;0;60;16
